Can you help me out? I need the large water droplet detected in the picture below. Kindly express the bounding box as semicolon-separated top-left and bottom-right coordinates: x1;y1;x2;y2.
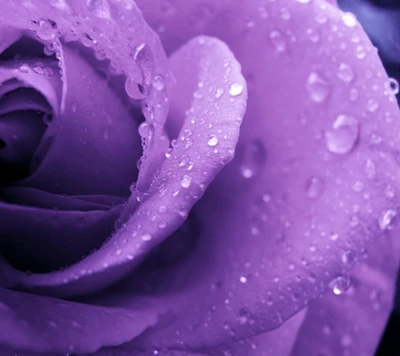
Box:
325;114;359;155
331;275;350;295
379;209;398;231
306;72;330;103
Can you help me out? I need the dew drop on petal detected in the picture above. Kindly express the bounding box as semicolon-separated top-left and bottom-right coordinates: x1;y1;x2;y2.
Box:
341;12;357;27
239;140;267;179
365;159;376;180
389;77;399;95
331;275;350;295
181;175;192;188
153;75;165;91
306;71;330;103
269;30;286;53
379;209;398;231
305;177;323;198
229;83;243;96
208;134;219;147
215;88;224;99
125;76;144;99
141;233;152;241
337;63;354;83
366;99;379;112
36;19;57;40
325;114;359;155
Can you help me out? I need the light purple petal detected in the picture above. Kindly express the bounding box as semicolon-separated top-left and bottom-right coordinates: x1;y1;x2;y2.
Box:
126;0;400;351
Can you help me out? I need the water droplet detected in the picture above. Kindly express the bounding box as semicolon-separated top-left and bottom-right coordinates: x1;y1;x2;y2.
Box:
304;29;319;44
158;205;167;213
306;72;330;103
352;180;364;192
280;7;291;20
229;83;243;96
325;114;359;155
331;275;350;295
208;134;219;147
341;334;353;347
125;76;144;99
239;139;267;179
337;63;354;83
341;12;357;27
269;30;286;53
385;185;396;199
239;276;247;283
366;99;379;112
37;19;57;40
379;209;398;231
141;233;152;241
18;63;30;73
215;88;224;99
184;138;194;149
81;33;97;47
153;75;165;91
87;0;111;19
42;113;53;125
296;0;311;3
365;159;376;180
389;77;399;95
355;45;366;59
181;175;192;188
305;177;323;198
342;249;356;266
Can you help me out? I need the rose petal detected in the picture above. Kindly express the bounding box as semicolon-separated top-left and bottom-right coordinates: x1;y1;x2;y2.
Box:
13;35;246;298
0;287;158;354
17;43;142;197
290;229;400;355
0;199;122;272
128;0;400;350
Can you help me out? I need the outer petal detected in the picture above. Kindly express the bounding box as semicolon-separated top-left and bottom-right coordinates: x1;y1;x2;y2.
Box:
290;229;400;356
130;0;400;351
0;287;158;354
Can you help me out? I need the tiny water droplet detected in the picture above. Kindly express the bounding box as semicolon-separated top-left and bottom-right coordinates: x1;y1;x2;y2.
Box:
305;177;323;198
125;76;145;99
208;134;219;147
379;209;398;231
389;77;399;95
181;175;192;188
337;63;354;83
306;71;330;103
341;12;357;27
239;139;267;179
153;75;165;91
365;159;376;180
239;276;248;283
37;19;57;40
81;33;97;47
342;249;356;266
325;114;359;155
269;30;286;53
229;83;243;96
215;88;224;99
306;28;320;43
141;233;152;241
331;275;350;295
366;99;379;112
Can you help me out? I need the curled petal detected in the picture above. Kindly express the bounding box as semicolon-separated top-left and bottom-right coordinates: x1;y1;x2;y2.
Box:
12;35;246;298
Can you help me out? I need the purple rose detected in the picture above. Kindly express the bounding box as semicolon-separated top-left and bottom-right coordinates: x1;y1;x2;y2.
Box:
0;0;399;355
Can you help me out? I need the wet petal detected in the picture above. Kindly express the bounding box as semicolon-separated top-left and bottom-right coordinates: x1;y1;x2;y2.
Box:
290;229;400;355
130;0;400;350
0;287;158;354
13;35;246;298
